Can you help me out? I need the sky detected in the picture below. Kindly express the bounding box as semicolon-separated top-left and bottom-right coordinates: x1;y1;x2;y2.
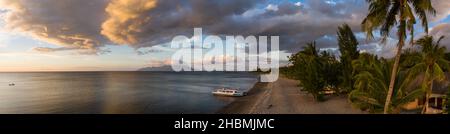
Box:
0;0;449;72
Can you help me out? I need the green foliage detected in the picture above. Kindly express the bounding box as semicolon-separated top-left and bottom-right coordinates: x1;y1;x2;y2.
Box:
288;42;341;101
321;51;341;90
408;36;449;113
348;53;424;113
405;36;448;83
445;53;450;62
292;42;325;101
337;23;359;93
404;36;449;113
349;35;449;113
362;0;435;43
362;0;436;113
400;49;421;69
280;66;297;79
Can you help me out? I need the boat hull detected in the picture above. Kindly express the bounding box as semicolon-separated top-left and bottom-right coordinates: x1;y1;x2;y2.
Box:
212;92;246;97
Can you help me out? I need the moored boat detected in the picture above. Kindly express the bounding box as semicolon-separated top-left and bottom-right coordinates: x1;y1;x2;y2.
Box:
212;88;247;97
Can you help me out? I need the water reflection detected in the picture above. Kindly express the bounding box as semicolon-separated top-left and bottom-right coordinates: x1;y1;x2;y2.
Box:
0;72;257;114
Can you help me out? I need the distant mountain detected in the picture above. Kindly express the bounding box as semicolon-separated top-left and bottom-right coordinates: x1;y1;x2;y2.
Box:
137;65;175;71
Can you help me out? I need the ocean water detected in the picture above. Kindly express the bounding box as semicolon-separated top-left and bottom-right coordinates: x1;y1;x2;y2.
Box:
0;72;258;114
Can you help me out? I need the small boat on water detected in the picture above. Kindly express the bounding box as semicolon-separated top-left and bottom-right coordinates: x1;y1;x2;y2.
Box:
8;83;15;86
212;88;247;97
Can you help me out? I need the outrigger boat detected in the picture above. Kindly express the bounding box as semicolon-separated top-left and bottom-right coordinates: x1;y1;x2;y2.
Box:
212;87;247;97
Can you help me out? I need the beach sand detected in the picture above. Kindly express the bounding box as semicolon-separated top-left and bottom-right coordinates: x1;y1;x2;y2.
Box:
217;76;366;114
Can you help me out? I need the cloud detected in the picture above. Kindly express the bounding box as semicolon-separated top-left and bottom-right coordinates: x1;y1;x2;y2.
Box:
0;0;447;56
0;0;110;54
429;23;450;50
266;4;278;11
0;0;369;54
101;0;157;45
201;0;368;52
431;0;450;22
111;0;261;48
32;46;111;55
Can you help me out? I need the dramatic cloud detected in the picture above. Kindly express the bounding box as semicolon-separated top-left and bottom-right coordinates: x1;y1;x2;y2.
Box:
217;0;367;52
0;0;372;54
98;0;367;52
115;0;261;48
144;0;368;52
0;0;110;54
0;0;448;56
101;0;157;45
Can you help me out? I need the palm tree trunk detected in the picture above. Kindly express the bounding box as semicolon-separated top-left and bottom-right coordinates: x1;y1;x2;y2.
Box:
383;40;405;114
422;80;434;114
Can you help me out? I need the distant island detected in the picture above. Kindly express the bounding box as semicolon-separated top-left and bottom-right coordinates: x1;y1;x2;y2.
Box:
138;66;273;72
137;66;174;71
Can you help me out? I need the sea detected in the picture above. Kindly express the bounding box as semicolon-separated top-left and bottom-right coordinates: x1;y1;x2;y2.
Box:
0;72;258;114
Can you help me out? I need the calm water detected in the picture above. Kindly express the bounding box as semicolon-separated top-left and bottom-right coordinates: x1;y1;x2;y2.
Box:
0;72;257;114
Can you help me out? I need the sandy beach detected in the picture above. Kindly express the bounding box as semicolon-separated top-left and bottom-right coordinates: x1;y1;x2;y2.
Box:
217;76;366;114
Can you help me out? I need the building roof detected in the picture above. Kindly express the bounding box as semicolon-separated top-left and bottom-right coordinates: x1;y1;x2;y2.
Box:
432;73;449;94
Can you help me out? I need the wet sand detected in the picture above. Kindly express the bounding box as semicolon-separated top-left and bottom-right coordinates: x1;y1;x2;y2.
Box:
217;77;365;114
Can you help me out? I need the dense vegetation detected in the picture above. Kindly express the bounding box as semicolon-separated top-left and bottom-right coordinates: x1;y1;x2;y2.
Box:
283;29;449;114
361;0;437;114
337;24;359;93
446;53;450;61
281;0;450;114
405;36;449;113
287;42;340;101
348;54;423;113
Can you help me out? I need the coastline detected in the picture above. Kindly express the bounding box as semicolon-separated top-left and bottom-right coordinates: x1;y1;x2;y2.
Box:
216;81;270;114
217;76;366;114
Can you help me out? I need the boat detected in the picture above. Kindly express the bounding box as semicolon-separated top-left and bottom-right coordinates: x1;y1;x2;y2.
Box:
9;83;15;86
212;88;247;97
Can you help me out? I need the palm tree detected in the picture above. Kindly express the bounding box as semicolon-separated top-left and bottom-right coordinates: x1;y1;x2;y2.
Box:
403;36;449;113
349;53;423;113
362;0;436;114
298;42;326;101
445;52;450;61
288;42;320;80
320;51;341;91
337;23;359;93
290;42;328;101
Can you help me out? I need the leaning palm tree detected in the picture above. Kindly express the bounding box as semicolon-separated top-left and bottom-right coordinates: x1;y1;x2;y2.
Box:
337;24;359;93
403;36;449;114
362;0;436;114
349;53;423;113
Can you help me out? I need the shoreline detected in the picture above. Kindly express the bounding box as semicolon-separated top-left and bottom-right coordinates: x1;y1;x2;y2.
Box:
216;81;270;114
217;76;366;114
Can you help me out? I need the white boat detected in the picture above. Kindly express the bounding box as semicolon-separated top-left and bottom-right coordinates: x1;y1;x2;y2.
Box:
212;88;247;97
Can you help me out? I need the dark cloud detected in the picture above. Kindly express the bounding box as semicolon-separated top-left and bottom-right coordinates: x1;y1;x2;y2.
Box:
99;0;369;53
1;0;447;56
0;0;110;54
205;0;368;52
